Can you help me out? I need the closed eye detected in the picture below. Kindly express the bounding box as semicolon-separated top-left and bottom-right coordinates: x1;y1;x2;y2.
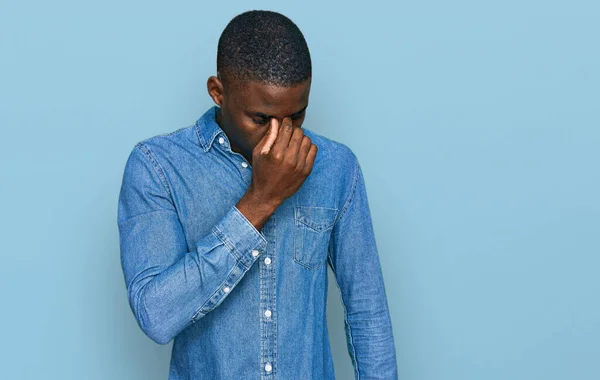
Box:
291;110;306;121
249;108;306;125
252;117;269;125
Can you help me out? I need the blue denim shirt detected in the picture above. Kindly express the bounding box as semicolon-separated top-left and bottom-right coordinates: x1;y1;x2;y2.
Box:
117;106;398;379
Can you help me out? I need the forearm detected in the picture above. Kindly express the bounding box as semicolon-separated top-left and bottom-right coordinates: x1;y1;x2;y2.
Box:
121;205;267;344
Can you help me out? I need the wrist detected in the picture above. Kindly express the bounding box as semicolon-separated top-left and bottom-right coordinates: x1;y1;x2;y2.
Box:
236;187;281;231
244;186;282;212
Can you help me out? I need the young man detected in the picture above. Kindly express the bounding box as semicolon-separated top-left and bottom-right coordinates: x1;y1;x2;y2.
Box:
118;10;398;380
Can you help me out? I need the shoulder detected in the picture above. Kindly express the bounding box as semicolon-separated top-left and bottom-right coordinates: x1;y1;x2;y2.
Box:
121;124;199;191
135;124;196;152
302;127;359;173
299;127;360;207
129;124;199;164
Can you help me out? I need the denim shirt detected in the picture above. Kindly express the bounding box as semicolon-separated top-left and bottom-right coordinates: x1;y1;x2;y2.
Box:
117;106;398;380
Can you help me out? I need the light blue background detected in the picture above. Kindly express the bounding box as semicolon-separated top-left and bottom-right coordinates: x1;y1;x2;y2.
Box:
1;1;598;379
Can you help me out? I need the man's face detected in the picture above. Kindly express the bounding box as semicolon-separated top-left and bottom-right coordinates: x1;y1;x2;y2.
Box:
208;76;311;162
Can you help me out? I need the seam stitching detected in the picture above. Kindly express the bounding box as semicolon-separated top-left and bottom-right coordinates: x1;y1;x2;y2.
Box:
196;263;238;315
329;262;361;379
211;225;241;264
333;158;360;227
135;143;174;199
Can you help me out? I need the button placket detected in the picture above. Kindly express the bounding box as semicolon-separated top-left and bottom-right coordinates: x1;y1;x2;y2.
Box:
259;215;277;377
215;134;252;180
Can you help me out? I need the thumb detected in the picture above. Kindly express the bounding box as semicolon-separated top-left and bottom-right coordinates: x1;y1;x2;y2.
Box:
259;118;279;155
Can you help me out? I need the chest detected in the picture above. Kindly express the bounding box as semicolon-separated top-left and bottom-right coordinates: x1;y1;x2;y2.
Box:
166;152;342;272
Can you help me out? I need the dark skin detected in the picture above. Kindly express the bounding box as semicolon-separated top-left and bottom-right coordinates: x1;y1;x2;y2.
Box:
207;75;318;231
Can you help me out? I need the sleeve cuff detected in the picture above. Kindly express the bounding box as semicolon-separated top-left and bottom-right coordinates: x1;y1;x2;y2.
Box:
211;205;268;269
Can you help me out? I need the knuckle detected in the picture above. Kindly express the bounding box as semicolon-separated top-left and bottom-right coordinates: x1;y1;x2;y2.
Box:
272;151;283;162
285;157;297;168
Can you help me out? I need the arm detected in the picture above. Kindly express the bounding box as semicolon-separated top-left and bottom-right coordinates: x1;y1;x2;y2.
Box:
328;157;399;380
117;144;268;345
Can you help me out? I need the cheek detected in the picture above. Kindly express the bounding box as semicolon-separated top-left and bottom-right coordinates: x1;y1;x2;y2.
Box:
255;129;270;144
236;120;263;148
250;127;269;147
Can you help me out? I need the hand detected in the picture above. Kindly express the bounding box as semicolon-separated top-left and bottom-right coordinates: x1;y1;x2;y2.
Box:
250;116;318;206
236;117;317;231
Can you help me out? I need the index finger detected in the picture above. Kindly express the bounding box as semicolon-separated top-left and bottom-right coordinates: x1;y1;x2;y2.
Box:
260;118;279;155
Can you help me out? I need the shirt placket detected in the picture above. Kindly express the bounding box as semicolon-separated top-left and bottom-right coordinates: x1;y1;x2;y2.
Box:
216;134;278;378
260;215;277;379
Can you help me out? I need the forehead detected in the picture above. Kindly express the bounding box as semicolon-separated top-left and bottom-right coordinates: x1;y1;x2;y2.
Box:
229;79;311;115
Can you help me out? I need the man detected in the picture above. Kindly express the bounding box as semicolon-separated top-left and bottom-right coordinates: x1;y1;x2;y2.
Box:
118;10;398;380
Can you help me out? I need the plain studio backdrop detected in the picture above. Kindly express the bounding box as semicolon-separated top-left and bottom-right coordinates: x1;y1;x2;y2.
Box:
1;1;599;379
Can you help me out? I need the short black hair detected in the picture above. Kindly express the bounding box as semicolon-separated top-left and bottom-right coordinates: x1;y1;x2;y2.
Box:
217;10;312;87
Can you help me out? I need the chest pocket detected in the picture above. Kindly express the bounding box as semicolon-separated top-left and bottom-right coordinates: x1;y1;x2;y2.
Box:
293;206;338;270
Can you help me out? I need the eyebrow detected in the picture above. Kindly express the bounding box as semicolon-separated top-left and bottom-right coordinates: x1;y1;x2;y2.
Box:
251;105;308;120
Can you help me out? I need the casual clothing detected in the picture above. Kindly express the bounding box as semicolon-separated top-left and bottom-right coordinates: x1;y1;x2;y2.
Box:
117;106;398;379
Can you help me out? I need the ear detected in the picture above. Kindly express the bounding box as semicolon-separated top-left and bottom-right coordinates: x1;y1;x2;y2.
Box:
207;75;224;106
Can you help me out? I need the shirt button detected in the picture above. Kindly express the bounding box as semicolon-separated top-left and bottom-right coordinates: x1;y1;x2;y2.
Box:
218;137;224;144
264;257;271;265
265;363;272;372
252;249;260;257
241;162;248;168
223;286;230;293
264;309;272;318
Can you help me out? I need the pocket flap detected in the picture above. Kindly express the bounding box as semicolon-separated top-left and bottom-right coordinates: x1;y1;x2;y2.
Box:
294;206;338;232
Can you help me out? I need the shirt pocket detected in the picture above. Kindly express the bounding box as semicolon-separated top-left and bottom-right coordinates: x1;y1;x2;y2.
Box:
293;206;338;270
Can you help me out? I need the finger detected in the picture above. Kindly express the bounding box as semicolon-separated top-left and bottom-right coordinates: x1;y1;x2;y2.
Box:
272;117;294;154
260;118;279;155
287;126;305;159
303;144;318;175
296;135;312;170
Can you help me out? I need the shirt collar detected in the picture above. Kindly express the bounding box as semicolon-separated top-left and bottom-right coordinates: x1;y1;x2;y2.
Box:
195;105;224;152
